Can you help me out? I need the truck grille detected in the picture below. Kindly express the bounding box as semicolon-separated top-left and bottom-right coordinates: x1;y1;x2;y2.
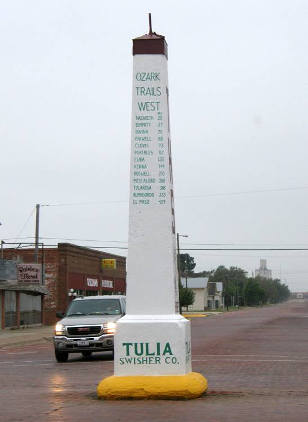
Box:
67;326;102;336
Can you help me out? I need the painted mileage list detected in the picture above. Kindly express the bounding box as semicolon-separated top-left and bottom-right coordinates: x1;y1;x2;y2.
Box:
132;71;170;207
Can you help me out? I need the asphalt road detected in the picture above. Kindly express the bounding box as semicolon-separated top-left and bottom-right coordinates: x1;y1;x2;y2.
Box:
1;300;308;422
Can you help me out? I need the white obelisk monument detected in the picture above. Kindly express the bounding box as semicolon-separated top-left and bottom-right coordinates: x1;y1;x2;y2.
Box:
97;15;207;399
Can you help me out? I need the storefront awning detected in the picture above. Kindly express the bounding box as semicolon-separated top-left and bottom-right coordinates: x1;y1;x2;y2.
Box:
0;281;48;295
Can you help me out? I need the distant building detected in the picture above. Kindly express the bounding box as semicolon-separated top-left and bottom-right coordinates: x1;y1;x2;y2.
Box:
255;259;272;279
181;277;208;311
205;281;223;310
180;277;223;311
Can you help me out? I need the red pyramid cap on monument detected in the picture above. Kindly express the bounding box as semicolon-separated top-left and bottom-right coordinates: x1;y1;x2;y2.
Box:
133;13;168;58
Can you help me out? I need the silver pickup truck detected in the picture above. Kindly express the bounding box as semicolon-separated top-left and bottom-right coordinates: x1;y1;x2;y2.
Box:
53;295;126;362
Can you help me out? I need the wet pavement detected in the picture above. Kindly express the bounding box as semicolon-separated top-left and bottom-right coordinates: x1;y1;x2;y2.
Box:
0;300;308;421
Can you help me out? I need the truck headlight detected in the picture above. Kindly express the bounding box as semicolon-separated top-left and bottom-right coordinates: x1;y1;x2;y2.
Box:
55;323;65;335
105;322;116;334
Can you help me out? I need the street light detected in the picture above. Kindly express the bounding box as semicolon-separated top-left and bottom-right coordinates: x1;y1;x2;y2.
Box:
68;288;77;298
176;233;188;289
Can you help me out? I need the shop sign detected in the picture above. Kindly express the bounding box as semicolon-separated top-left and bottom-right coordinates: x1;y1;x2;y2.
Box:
86;278;98;287
102;279;113;288
101;259;116;269
17;264;42;283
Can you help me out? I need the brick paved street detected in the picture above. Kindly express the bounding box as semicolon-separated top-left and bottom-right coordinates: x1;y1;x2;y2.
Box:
0;300;307;422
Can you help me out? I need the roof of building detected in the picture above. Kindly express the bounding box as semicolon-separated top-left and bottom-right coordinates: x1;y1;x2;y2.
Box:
181;277;208;289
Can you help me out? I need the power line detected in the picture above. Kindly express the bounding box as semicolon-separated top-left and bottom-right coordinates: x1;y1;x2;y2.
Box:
4;236;308;248
181;242;308;246
38;236;127;244
3;238;308;252
191;253;308;258
4;244;308;251
13;208;35;242
1;236;128;243
34;185;308;208
180;248;308;251
2;243;128;250
177;185;308;199
41;200;127;207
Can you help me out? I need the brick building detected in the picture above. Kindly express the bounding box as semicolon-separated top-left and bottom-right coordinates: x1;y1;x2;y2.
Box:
2;243;126;325
0;259;48;330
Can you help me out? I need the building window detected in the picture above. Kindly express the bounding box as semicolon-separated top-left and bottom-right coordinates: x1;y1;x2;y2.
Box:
101;290;112;295
85;290;98;296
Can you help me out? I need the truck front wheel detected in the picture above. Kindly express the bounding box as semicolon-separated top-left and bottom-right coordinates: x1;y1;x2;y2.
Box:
55;350;69;362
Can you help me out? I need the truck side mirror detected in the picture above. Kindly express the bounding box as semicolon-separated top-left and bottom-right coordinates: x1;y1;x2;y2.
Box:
56;312;65;319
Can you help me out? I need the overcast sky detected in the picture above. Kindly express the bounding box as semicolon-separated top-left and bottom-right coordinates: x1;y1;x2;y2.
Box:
1;1;307;291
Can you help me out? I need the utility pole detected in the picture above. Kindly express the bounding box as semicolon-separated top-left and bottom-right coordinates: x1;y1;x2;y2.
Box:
0;221;3;260
176;233;181;288
177;233;188;288
34;204;40;263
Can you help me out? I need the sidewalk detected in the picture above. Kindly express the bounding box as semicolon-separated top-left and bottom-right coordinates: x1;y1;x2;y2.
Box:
0;325;54;348
182;311;223;318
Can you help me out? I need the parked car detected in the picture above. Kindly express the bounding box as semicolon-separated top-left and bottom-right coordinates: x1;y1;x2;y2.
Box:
53;295;126;362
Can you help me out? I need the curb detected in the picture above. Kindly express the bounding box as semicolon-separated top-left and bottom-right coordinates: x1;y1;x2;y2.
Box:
0;336;53;349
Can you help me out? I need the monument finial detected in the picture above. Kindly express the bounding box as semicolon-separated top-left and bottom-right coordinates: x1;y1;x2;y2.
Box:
148;13;153;35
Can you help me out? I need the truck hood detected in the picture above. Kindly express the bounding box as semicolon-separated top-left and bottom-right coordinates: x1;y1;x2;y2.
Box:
60;315;122;326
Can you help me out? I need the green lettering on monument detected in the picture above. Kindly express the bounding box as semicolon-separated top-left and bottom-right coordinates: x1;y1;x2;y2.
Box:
122;342;173;358
145;343;155;356
134;343;144;356
163;342;173;356
123;343;133;356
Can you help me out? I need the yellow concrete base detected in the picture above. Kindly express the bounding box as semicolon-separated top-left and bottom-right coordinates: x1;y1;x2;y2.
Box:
97;372;207;400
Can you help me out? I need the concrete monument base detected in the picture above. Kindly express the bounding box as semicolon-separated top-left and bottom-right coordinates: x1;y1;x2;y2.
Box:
97;372;208;399
113;315;193;376
97;315;208;399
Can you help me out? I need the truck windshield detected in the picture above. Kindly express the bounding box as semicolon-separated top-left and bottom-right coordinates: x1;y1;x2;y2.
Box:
66;299;122;316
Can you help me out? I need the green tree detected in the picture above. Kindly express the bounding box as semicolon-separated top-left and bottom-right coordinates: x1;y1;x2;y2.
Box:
200;264;290;311
179;253;196;275
179;282;195;312
209;266;247;309
244;279;266;306
257;277;290;303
